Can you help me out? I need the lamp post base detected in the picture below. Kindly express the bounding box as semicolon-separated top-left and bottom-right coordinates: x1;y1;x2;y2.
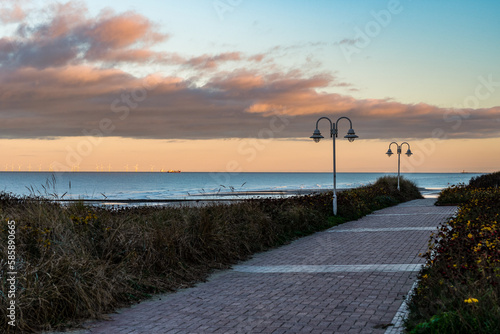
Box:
333;193;337;216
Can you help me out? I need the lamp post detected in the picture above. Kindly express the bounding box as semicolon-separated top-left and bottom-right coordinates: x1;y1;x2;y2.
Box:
385;142;412;191
310;116;358;215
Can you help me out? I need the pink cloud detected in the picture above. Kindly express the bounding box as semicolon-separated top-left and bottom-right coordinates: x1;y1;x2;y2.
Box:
89;12;165;48
207;70;332;93
206;71;265;90
0;0;27;23
37;1;87;38
248;54;265;62
185;52;243;70
0;2;263;71
0;1;170;68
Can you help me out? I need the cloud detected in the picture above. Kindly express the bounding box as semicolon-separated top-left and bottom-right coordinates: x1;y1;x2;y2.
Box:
0;2;264;71
0;1;169;69
1;63;499;141
0;1;499;142
184;52;243;70
335;38;363;46
0;0;27;23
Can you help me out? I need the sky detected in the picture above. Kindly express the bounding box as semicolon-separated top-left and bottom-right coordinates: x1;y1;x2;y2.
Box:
0;0;499;172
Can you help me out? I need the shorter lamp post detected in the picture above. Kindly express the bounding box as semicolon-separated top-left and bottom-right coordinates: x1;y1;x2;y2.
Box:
385;142;412;191
310;116;358;215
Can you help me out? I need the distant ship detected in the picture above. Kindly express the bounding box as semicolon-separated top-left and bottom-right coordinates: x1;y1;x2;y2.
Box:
160;169;181;173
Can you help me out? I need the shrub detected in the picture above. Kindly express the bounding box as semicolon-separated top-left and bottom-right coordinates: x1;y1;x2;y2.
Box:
469;171;500;189
436;171;500;206
405;186;500;333
435;183;471;206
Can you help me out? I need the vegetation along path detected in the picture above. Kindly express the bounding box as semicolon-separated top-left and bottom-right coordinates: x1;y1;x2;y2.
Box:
50;199;456;334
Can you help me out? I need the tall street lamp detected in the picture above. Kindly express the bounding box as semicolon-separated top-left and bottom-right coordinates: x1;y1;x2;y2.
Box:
385;142;413;191
310;116;358;215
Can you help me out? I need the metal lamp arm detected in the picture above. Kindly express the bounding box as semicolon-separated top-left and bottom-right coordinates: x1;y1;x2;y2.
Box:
334;116;353;138
388;142;398;149
315;117;334;137
401;142;411;150
388;141;399;154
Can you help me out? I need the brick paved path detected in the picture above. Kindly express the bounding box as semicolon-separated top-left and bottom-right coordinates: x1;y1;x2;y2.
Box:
51;199;456;334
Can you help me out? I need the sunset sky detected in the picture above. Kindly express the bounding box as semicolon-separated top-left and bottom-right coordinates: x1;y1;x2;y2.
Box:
1;0;499;172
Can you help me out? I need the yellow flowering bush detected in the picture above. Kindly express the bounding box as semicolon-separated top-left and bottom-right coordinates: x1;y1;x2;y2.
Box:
405;172;500;333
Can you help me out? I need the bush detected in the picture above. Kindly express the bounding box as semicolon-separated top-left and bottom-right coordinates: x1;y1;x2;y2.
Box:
335;176;422;220
436;171;500;206
405;186;500;333
469;171;500;189
435;183;471;206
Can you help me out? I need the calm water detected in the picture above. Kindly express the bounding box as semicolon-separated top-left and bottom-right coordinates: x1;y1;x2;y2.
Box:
0;172;483;202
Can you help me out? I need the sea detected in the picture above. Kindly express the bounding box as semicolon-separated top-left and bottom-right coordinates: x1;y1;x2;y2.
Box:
0;172;483;206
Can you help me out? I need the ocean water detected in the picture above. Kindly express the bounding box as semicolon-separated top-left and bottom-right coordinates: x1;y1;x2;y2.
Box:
0;172;483;203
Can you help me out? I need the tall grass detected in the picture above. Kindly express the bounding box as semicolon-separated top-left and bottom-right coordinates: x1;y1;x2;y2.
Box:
0;176;421;332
